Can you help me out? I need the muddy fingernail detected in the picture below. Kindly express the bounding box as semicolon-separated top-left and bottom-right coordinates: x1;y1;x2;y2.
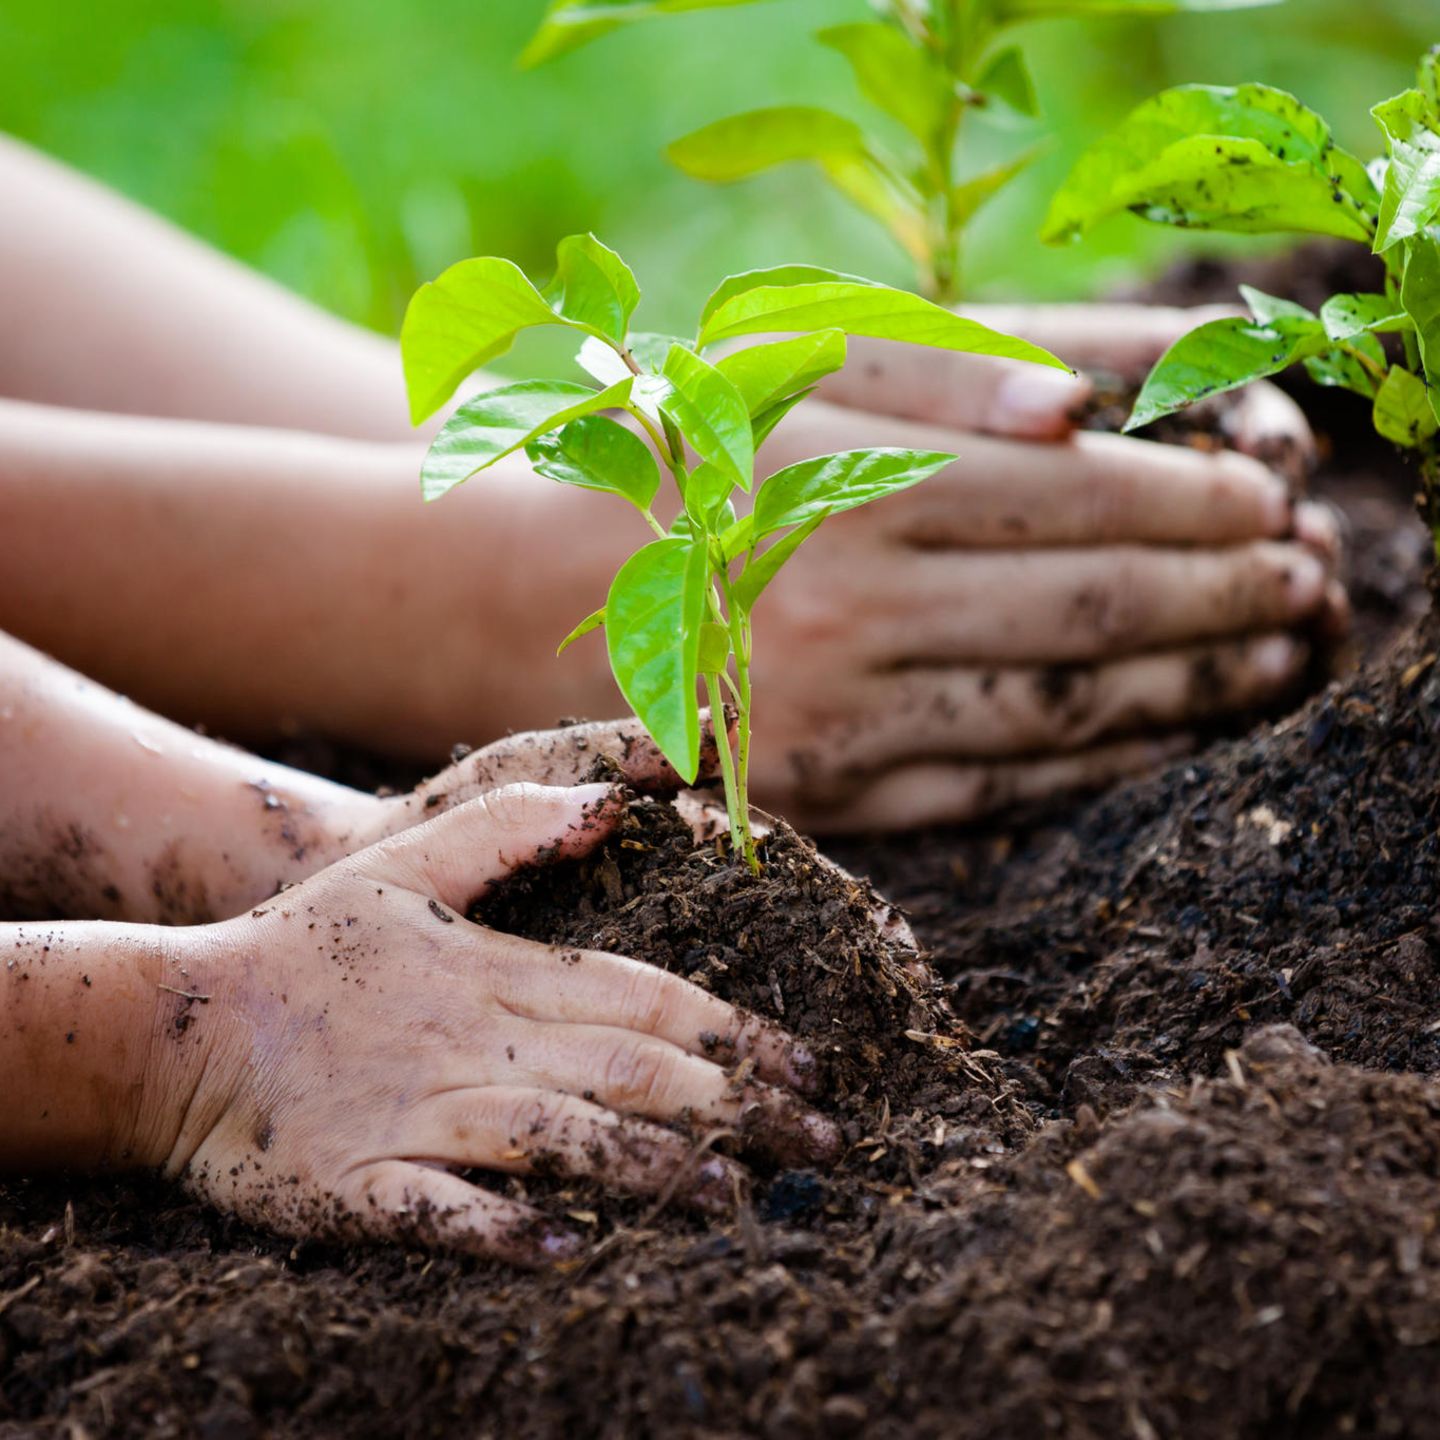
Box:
1283;552;1325;614
991;366;1090;436
801;1111;843;1164
784;1043;821;1095
688;1156;744;1215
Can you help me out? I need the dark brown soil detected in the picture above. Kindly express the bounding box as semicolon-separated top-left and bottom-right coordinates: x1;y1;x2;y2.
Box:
4;243;1439;1437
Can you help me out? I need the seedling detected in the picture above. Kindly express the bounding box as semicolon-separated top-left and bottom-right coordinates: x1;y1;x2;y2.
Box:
523;0;1281;303
1046;47;1440;556
400;236;1064;867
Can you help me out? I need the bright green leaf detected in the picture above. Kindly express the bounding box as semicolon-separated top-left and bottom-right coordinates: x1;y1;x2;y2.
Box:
667;106;867;183
1401;237;1440;425
1304;334;1385;399
628;332;685;371
732;511;828;611
715;330;847;417
401;258;575;424
605;537;710;782
421;379;632;502
976;47;1039;118
697;279;1067;370
815;22;951;142
1239;285;1316;325
752;448;956;541
660;345;755;493
1373;365;1439;447
698;265;873;330
1319;293;1411;343
557;607;606;656
544;234;640;344
683;460;737;527
696;620;732;674
1126;316;1328;432
751;387;816;448
1371;89;1440;253
525;413;660;512
522;0;772;66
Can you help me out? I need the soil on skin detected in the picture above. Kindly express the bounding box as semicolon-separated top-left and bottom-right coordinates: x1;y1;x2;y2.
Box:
4;243;1440;1438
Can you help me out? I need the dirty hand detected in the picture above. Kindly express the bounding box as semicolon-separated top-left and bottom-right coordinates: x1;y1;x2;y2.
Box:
730;301;1348;831
149;784;836;1263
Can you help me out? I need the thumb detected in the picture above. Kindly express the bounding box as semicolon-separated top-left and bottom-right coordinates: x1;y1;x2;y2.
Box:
363;782;624;911
816;337;1090;440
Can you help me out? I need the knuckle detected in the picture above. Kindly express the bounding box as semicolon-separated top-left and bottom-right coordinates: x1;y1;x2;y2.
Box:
602;1040;672;1113
620;964;679;1036
475;781;548;829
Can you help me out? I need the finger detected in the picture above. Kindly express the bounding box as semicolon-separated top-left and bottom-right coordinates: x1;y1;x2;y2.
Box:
1317;578;1353;647
813;345;1091;439
1219;378;1316;478
415;711;732;814
960;301;1243;375
878;430;1290;548
819;634;1308;772
336;1160;582;1267
795;736;1192;834
862;541;1328;665
1293;500;1344;565
404;1086;745;1215
484;935;819;1094
365;782;623;911
498;1020;841;1165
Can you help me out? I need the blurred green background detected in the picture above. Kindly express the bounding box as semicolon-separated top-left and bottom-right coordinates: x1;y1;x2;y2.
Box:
1;0;1430;338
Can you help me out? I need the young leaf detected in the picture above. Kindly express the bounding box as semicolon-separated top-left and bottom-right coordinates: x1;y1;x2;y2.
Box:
544;234;640;345
526;414;661;512
1371;89;1440;253
1044;84;1374;245
659;345;755;492
557;607;606;656
605;537;710;782
732;511;828;610
1400;237;1440;425
401;258;576;424
696;620;732;674
750;387;816;448
421;378;633;502
1319;293;1411;343
1126;316;1328;432
1239;285;1316;325
667;106;868;183
815;22;951;143
752;448;956;541
522;0;771;66
683;461;737;527
815;151;930;265
699;265;876;331
1373;365;1439;448
952;145;1047;226
697;278;1067;370
715;330;847;417
1304;335;1385;399
628;333;686;371
975;47;1039;119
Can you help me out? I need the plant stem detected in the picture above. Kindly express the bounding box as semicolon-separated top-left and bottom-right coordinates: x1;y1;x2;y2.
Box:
703;671;755;868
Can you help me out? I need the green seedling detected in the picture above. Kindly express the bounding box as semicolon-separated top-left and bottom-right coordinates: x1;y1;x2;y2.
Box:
523;0;1281;303
400;235;1065;868
1046;46;1440;557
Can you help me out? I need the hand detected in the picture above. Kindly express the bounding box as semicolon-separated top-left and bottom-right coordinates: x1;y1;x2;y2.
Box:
721;301;1348;831
150;782;837;1265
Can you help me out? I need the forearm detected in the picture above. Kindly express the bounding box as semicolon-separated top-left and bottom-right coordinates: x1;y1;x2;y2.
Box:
0;398;625;758
0;919;212;1170
0;630;384;922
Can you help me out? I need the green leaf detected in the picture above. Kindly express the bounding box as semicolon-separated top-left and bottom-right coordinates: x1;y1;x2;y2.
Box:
659;345;755;493
1371;89;1440;253
696;620;732;674
698;265;874;331
627;332;685;371
952;145;1046;226
557;607;606;656
732;511;828;611
1319;293;1411;343
401;258;576;424
1239;285;1316;325
525;413;660;512
1044;84;1374;245
1421;47;1440;111
605;537;710;782
715;330;847;417
976;47;1039;118
1126;316;1328;431
544;234;640;345
995;0;1280;17
1401;237;1440;425
815;22;951;142
750;387;816;448
697;278;1067;370
683;460;737;527
522;0;771;66
667;106;867;183
1373;365;1439;447
752;448;956;541
1304;334;1385;399
421;379;633;502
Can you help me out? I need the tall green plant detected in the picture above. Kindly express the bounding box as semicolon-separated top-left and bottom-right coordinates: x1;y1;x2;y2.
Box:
400;236;1064;868
524;0;1282;303
1047;47;1440;556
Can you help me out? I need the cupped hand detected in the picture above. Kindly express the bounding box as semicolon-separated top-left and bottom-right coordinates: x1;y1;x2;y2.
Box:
158;783;837;1265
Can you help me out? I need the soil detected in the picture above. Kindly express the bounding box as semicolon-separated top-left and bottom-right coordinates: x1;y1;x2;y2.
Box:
3;243;1439;1439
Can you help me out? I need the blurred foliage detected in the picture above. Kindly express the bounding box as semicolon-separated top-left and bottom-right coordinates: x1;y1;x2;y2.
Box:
0;0;1430;337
